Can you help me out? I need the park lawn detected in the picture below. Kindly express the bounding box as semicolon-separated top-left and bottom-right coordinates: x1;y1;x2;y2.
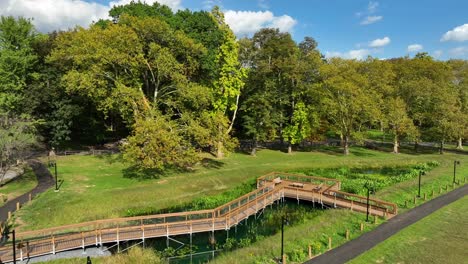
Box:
349;195;468;264
15;147;468;231
0;166;37;206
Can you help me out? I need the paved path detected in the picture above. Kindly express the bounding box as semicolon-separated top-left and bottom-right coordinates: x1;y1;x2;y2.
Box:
305;183;468;264
0;160;54;222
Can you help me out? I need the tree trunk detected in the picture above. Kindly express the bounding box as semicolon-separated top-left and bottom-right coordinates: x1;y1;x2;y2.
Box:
340;132;344;147
251;140;257;156
393;134;399;154
414;140;419;152
216;140;224;159
439;140;444;154
344;135;350;155
456;137;463;150
287;143;292;154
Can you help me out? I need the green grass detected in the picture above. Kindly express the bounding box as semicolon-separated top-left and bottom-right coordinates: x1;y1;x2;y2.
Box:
16;147;468;231
349;196;468;264
212;210;375;264
0;166;37;206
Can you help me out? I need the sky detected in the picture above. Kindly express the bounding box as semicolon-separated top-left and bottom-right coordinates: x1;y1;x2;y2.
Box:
0;0;467;60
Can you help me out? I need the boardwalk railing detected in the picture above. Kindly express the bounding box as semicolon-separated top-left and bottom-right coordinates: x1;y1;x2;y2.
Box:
0;172;397;263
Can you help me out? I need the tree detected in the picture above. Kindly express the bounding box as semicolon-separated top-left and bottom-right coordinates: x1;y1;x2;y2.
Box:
210;7;247;158
447;59;468;149
0;114;37;183
122;111;199;173
320;58;377;155
385;98;417;153
283;101;311;153
0;16;39;115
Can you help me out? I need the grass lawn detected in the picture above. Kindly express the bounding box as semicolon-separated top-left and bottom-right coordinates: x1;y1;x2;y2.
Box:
15;147;468;231
0;166;37;206
349;196;468;264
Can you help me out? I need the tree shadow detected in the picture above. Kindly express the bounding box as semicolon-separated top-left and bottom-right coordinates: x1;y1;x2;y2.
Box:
200;158;224;169
122;166;163;180
95;153;124;164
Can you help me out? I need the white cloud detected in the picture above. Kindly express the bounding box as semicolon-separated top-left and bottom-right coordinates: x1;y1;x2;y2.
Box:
369;36;390;48
433;50;443;58
360;15;383;25
0;0;182;32
448;46;468;58
407;44;423;52
441;24;468;42
224;10;297;36
325;49;371;60
202;0;221;10
258;0;269;9
368;1;379;13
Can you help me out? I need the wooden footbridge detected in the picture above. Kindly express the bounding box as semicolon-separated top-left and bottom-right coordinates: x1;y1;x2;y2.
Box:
0;172;397;263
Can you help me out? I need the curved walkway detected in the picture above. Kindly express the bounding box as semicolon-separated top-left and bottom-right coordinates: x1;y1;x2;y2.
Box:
305;183;468;264
0;160;54;222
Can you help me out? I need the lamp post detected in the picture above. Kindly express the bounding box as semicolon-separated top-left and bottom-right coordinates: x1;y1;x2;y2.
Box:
418;171;425;198
50;160;58;191
453;161;460;184
280;216;289;263
1;229;16;264
364;182;373;222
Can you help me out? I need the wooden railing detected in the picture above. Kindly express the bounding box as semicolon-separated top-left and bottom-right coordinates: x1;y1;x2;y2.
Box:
0;172;398;263
257;172;340;189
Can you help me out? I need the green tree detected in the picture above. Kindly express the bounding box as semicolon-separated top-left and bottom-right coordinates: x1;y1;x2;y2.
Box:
210;7;247;158
320;58;377;155
0;16;39;115
0;114;37;183
447;59;468;149
122;111;199;173
385;98;417;153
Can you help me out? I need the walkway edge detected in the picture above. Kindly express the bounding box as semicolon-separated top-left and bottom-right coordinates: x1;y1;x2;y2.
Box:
0;160;54;222
304;183;468;264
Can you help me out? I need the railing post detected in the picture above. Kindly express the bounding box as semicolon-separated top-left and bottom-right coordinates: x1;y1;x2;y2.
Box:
334;193;337;208
81;232;85;250
52;235;55;254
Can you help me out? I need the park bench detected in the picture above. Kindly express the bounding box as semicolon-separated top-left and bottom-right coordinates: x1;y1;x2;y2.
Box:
273;177;282;184
291;182;304;188
313;183;323;191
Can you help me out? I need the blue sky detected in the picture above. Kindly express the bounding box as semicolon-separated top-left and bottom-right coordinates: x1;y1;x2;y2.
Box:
1;0;467;60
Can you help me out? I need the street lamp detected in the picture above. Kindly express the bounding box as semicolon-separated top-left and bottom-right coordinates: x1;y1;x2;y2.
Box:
0;229;16;264
50;160;58;191
418;171;425;198
453;161;460;184
280;215;289;264
364;182;374;222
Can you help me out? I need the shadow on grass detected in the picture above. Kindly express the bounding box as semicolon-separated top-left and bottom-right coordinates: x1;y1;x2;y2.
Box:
95;153;124;164
201;158;225;169
122;166;163;180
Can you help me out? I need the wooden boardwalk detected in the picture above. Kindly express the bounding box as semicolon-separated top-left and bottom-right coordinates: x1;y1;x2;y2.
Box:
0;172;397;263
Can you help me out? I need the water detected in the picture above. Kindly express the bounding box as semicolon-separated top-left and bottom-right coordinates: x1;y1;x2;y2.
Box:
122;199;326;264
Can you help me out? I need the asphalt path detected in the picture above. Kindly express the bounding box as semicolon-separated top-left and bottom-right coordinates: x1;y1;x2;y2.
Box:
305;183;468;264
0;159;54;222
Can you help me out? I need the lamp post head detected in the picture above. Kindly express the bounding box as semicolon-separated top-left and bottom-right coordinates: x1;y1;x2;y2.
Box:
455;160;460;165
420;170;426;176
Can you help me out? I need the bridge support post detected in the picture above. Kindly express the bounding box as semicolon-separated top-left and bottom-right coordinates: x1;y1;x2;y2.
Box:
142;226;145;248
81;232;85;253
166;225;169;248
52;235;55;255
117;227;120;253
99;230;102;247
334;193;337;208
